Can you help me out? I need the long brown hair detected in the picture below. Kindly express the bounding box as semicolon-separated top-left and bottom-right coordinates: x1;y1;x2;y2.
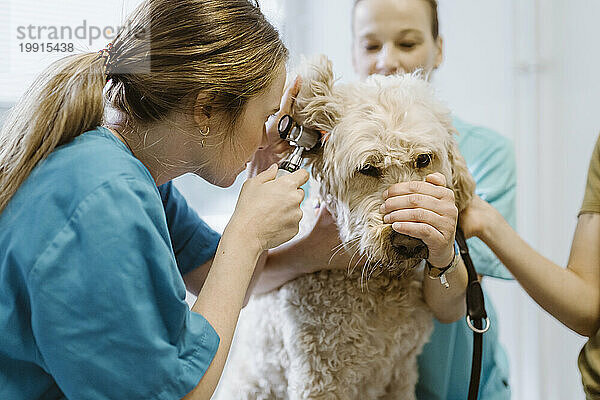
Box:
0;0;288;214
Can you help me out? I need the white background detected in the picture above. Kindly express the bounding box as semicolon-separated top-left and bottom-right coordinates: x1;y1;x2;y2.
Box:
1;1;599;399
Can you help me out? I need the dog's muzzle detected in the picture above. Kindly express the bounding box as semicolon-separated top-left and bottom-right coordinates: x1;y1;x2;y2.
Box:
389;231;429;260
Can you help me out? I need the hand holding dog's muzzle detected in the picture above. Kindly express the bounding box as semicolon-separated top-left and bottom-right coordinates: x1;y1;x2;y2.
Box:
381;172;458;269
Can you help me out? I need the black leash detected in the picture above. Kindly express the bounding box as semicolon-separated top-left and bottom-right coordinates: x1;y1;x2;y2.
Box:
455;224;490;400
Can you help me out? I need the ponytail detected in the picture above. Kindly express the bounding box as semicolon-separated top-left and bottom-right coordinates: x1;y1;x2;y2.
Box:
0;53;106;214
0;0;289;215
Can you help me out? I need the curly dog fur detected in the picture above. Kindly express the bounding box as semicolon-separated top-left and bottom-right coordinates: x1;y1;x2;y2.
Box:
215;56;475;399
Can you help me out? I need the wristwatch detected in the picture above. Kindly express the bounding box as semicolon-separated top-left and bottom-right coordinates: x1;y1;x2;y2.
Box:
425;242;460;289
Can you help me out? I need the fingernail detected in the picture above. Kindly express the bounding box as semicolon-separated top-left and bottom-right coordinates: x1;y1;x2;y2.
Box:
383;214;390;223
382;189;388;199
379;202;386;213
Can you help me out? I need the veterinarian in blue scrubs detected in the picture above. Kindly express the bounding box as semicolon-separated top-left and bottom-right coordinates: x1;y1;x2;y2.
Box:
0;1;313;398
350;0;515;399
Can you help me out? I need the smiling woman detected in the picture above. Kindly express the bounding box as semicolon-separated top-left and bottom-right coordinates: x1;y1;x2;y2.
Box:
352;0;441;76
304;1;518;399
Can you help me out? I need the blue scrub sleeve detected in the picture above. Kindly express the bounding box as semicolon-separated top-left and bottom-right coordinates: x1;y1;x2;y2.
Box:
464;136;517;280
27;177;220;400
158;181;221;276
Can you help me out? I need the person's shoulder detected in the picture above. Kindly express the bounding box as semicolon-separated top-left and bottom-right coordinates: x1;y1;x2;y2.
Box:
453;116;512;148
452;116;514;161
27;126;154;203
48;125;160;207
0;127;160;272
52;126;153;183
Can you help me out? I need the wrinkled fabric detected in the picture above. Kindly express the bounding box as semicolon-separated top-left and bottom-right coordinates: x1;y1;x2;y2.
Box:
0;127;220;399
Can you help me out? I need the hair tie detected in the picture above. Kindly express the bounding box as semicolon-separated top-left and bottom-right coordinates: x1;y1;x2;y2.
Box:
96;42;114;82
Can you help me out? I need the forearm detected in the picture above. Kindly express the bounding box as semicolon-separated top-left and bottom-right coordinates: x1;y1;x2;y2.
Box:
423;258;468;323
183;259;212;296
480;213;600;336
251;235;312;295
243;251;269;305
183;227;261;399
183;251;268;306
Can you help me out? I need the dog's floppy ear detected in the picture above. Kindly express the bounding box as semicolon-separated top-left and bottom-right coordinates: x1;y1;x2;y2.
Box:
292;55;342;135
291;55;342;177
446;130;476;213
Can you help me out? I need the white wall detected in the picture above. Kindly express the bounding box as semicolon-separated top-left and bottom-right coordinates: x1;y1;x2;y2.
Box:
0;0;144;103
533;1;600;399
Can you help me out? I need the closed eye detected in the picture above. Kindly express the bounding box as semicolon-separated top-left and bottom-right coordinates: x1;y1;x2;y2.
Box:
358;164;381;178
397;42;417;49
362;41;381;52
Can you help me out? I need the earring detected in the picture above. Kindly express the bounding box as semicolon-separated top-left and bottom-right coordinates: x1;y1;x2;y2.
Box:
199;126;209;147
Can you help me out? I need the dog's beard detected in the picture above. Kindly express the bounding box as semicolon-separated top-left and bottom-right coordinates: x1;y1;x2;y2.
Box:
340;230;427;283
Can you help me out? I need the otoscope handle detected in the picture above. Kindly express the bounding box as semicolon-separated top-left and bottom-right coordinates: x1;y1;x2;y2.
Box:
276;168;292;178
277;159;298;177
276;146;304;178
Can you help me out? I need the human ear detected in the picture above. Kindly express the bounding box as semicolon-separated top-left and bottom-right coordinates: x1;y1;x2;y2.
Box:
193;92;213;127
434;36;444;70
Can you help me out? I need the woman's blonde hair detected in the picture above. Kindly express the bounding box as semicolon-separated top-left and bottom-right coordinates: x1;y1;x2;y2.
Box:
0;0;288;214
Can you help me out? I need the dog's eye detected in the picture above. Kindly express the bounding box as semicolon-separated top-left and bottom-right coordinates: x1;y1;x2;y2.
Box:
414;154;433;169
358;164;381;177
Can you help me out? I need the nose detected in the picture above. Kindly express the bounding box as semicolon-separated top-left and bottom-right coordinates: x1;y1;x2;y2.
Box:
375;43;405;76
390;231;429;259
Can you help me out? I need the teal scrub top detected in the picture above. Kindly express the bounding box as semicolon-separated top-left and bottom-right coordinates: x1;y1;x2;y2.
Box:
415;117;516;400
0;126;221;399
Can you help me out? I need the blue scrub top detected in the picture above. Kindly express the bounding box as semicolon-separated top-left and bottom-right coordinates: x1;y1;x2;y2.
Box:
415;117;516;400
0;126;221;399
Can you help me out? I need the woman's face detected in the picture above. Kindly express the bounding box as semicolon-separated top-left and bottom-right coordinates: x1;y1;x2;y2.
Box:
352;0;443;79
199;65;287;187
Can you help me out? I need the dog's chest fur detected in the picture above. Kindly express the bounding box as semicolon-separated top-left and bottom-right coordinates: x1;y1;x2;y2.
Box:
217;229;433;400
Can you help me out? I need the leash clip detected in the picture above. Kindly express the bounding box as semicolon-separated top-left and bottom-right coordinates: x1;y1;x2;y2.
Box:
466;315;491;334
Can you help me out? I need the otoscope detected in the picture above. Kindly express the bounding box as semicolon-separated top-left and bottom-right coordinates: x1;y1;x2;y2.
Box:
276;114;323;178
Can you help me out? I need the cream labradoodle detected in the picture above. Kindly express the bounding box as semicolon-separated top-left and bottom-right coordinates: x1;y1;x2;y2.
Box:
216;56;475;399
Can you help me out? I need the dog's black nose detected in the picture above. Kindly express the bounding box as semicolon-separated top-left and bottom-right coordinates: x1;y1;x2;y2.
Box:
390;232;429;259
